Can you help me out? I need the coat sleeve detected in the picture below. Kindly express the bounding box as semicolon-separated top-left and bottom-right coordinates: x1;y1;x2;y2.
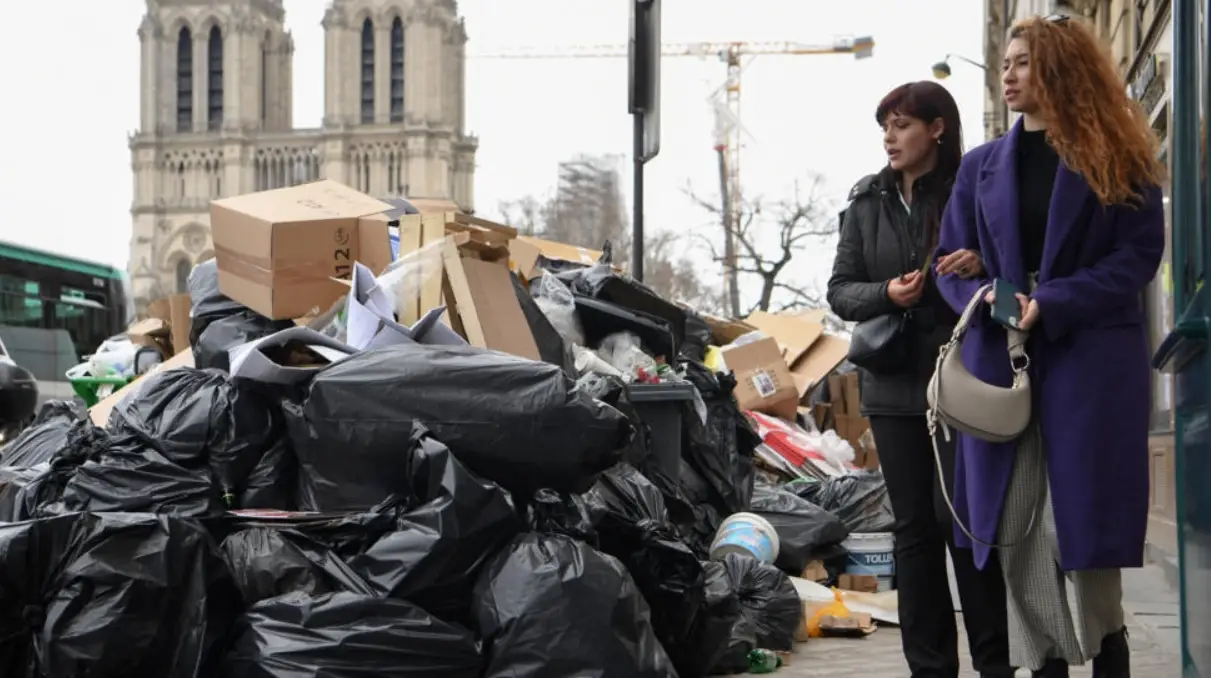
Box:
826;204;895;322
1031;184;1165;341
934;151;992;315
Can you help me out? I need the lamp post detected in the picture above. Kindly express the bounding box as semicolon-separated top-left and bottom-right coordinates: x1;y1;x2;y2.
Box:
931;53;987;79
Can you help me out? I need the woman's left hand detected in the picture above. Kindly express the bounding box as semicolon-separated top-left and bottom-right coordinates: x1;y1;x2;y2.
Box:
936;249;984;279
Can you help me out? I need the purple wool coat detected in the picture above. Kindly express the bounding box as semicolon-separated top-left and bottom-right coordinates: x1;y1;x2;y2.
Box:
934;121;1165;572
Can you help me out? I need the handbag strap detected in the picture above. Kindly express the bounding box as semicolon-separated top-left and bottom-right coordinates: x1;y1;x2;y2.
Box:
946;283;1029;368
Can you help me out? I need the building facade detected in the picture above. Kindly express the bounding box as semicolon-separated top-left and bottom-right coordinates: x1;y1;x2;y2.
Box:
127;0;477;310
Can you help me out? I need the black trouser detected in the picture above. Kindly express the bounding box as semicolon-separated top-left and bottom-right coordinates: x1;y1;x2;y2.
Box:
869;415;1014;678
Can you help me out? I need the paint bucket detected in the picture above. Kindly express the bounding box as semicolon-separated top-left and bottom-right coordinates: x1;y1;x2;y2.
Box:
842;532;896;591
709;512;780;564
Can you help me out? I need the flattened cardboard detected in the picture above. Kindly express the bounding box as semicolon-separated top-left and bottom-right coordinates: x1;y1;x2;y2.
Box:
210;180;392;320
745;311;824;368
509;236;605;281
439;235;540;361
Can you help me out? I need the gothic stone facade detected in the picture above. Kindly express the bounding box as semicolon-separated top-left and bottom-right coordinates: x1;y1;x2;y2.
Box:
128;0;477;311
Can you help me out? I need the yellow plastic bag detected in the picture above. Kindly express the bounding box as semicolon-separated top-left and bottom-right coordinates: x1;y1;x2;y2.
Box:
806;588;852;638
704;345;723;372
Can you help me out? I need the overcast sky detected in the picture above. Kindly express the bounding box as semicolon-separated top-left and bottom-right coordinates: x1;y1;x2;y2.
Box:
0;0;985;301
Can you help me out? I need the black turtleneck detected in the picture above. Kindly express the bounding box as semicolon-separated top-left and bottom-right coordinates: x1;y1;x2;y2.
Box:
1016;128;1060;275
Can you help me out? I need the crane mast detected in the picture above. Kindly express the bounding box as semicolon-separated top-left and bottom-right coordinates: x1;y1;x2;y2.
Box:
474;36;874;317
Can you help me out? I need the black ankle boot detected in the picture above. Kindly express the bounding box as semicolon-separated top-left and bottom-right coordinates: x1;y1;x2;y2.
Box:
1032;658;1069;678
1092;627;1130;678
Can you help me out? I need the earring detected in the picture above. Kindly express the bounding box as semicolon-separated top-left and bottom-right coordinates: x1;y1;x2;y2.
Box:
936;138;943;145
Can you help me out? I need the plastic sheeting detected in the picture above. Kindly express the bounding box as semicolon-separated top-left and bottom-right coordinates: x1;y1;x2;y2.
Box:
473;532;676;678
224;592;483;678
286;343;631;497
0;512;239;678
750;482;850;572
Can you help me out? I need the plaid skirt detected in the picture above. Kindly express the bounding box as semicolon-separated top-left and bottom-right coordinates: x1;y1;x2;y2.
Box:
996;423;1125;669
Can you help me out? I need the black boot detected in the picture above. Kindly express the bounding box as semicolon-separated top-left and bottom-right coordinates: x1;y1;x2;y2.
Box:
1032;658;1069;678
1092;627;1130;678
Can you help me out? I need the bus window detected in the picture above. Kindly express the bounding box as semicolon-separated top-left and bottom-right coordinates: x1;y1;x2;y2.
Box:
0;276;43;328
56;289;109;359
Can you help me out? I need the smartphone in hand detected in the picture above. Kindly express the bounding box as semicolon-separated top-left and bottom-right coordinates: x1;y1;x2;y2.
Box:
989;278;1023;329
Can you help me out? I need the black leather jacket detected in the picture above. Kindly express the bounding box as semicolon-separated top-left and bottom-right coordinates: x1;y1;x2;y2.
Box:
826;168;959;417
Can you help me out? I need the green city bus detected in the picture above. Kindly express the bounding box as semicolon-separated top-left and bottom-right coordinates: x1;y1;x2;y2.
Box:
0;240;134;404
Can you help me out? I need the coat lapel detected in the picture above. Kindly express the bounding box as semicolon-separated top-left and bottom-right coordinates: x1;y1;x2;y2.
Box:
1039;164;1095;281
976;122;1028;289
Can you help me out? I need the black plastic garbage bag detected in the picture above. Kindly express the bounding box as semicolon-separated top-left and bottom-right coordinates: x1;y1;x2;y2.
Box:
552;261;688;354
0;512;239;678
681;309;713;363
349;427;522;626
221;526;376;606
0;421;114;520
108;367;291;509
194;311;294;372
224;591;483;678
588;464;737;677
790;471;895;533
59;438;224;516
751;482;850;572
187;258;243;325
0;400;86;467
576;371;650;468
712;554;803;674
288;343;631;496
473;532;677;678
682;362;758;515
527;488;602;545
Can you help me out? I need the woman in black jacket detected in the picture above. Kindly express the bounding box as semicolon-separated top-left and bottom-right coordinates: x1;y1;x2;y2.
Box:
826;81;1012;678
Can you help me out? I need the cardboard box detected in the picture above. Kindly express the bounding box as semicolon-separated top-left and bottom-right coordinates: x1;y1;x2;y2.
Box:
509;236;606;281
721;337;799;420
126;318;173;358
210;180;393;320
743;311;849;400
828;372;876;468
439;233;541;361
146;293;191;355
394;211;516;325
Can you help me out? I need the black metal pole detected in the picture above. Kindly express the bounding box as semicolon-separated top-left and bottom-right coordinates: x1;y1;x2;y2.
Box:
632;111;645;281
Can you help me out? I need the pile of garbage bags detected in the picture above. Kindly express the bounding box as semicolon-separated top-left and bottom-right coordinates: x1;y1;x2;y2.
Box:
0;254;893;677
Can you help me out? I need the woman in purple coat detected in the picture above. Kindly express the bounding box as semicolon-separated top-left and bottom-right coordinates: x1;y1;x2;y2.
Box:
933;15;1165;678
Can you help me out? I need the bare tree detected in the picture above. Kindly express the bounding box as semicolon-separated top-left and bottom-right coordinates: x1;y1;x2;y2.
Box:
686;173;838;315
639;231;725;315
497;196;545;236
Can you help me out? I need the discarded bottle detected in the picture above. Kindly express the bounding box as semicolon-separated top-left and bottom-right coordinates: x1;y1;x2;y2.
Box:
748;649;782;673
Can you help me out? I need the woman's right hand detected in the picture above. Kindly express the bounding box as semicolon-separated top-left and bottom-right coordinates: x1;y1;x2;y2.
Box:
887;271;925;308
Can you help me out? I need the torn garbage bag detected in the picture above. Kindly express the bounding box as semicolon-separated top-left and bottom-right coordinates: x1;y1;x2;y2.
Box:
789;470;895;533
106;367;289;509
0;400;87;467
588;463;738;677
751;482;850;572
712;553;803;674
288;343;630;496
348;426;523;626
473;532;676;678
224;591;483;678
0;512;239;678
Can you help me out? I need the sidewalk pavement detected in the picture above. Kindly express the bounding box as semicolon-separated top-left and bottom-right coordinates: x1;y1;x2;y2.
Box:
781;565;1181;677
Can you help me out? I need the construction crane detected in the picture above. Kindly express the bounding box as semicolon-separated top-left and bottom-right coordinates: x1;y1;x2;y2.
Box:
472;37;875;317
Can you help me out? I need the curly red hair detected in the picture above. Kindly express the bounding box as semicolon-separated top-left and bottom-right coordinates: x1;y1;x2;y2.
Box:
1010;16;1164;205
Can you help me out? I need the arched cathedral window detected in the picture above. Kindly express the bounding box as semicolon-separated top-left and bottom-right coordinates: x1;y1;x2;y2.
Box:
176;28;193;132
207;27;223;130
361;19;375;124
390;17;404;123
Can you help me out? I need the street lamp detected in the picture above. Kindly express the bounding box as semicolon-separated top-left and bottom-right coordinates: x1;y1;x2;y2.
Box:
931;53;987;79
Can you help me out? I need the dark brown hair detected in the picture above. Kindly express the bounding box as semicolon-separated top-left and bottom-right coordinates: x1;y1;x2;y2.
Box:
875;81;964;251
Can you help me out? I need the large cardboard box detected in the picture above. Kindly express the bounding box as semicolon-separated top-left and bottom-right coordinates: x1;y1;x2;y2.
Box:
744;311;849;400
210;180;393;320
721;337;799;420
509;236;607;281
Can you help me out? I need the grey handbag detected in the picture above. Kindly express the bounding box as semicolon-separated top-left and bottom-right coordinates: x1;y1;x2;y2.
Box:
926;283;1031;443
927;282;1039;548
